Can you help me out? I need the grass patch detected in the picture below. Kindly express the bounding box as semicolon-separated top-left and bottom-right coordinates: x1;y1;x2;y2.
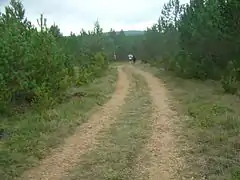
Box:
0;67;118;180
64;73;152;180
138;63;240;180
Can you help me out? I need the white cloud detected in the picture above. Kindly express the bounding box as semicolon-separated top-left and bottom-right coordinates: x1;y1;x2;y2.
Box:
1;0;189;35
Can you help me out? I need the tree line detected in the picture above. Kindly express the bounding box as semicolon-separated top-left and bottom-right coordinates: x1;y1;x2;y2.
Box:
139;0;240;94
0;0;146;116
2;0;239;116
0;0;116;115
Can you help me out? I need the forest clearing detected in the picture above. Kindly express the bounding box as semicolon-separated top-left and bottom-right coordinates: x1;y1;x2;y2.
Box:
0;0;240;179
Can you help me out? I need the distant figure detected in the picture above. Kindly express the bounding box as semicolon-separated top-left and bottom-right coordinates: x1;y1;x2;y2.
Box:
128;53;136;64
128;53;133;63
114;52;117;60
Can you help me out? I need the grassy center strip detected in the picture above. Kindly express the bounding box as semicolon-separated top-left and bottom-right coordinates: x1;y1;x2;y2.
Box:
64;72;152;180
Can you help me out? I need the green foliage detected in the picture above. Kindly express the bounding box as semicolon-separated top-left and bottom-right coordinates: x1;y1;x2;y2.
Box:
136;0;240;178
221;75;238;94
220;61;239;94
139;0;240;94
105;28;145;60
0;0;109;115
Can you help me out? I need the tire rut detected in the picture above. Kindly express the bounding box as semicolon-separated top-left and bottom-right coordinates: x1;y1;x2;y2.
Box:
21;66;130;180
130;65;185;180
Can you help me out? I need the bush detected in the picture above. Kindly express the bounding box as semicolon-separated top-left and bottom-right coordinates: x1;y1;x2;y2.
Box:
220;61;239;94
0;0;109;115
221;76;238;94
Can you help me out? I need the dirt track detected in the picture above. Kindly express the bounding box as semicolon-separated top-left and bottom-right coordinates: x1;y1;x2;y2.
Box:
130;65;184;180
21;67;130;180
21;64;184;180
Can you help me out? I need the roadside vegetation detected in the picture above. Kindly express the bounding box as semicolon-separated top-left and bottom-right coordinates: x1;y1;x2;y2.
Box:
137;63;240;179
0;0;116;179
135;0;240;178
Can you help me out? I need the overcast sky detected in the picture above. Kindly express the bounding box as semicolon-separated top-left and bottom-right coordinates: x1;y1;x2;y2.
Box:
1;0;189;35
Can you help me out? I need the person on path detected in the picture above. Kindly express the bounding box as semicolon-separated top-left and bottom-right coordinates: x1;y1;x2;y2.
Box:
128;53;133;63
128;53;136;64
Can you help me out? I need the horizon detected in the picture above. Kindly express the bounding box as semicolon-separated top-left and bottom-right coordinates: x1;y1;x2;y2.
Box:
63;30;145;37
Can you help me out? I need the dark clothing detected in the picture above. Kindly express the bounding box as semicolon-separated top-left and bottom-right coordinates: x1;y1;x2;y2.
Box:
132;55;136;63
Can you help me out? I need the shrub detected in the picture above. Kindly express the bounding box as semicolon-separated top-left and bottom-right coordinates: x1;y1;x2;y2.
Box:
0;0;109;115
